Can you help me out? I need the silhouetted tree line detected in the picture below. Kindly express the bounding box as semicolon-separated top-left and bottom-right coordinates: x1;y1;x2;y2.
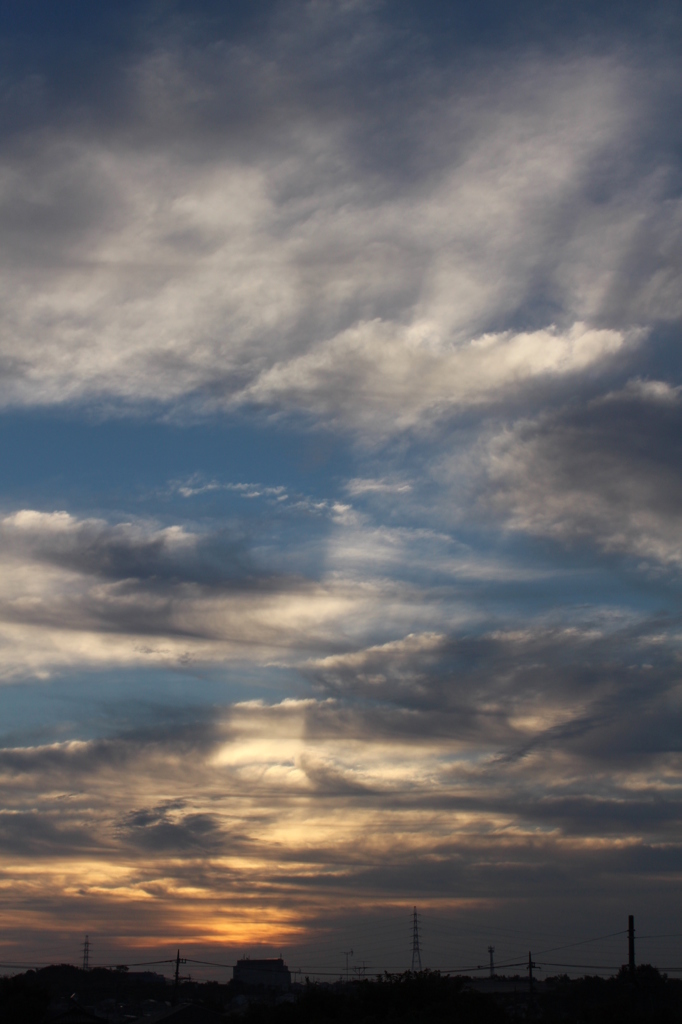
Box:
239;967;682;1024
0;962;680;1023
0;964;176;1023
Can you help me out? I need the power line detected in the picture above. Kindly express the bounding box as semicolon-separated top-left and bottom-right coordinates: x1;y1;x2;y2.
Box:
95;959;177;968
535;929;627;956
185;958;234;969
0;961;63;967
6;956;682;978
437;961;528;974
477;926;629;975
4;914;682;983
537;962;620;970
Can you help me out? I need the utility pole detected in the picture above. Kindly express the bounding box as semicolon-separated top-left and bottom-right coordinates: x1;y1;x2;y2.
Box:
527;951;536;995
488;945;495;978
411;907;422;971
628;915;635;979
342;949;353;983
173;949;187;1005
81;935;90;971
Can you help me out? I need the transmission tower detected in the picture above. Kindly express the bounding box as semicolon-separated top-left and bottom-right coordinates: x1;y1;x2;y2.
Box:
411;907;422;971
488;945;495;978
82;935;90;971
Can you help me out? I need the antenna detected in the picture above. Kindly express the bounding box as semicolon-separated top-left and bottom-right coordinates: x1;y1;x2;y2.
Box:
411;907;422;971
82;935;90;971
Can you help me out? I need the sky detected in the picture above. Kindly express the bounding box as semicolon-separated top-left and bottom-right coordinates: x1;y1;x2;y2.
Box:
1;0;682;980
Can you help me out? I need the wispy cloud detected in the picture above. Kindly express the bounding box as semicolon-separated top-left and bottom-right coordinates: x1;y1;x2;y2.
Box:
0;36;673;434
345;479;413;496
175;478;287;499
0;0;681;964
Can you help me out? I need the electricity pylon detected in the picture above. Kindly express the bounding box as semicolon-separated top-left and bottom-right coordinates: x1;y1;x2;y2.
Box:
411;907;422;971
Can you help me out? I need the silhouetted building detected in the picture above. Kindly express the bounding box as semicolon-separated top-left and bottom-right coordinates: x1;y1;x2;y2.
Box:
233;958;291;992
45;996;105;1022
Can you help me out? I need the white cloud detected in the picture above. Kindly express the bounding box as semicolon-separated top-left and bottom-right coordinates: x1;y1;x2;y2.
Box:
605;377;681;405
243;319;629;429
0;49;670;431
176;479;287;499
1;509;197;550
345;478;413;496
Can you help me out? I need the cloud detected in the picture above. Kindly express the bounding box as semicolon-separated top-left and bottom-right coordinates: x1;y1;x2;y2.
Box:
0;507;471;680
485;379;682;566
243;321;630;430
0;0;681;963
0;672;680;953
303;620;682;748
0;510;202;582
345;478;413;496
175;479;287;500
119;805;226;854
0;29;676;433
